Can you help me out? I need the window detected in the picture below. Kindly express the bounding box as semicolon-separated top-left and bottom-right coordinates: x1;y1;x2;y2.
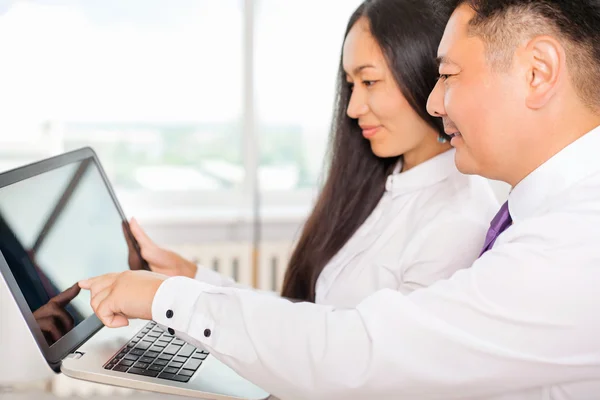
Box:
0;0;242;191
0;0;362;218
255;0;362;190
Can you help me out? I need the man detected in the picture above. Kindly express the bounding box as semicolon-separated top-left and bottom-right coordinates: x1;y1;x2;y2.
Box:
80;1;600;398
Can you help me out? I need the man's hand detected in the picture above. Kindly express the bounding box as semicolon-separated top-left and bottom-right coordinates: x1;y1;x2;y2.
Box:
33;283;80;344
78;270;167;328
130;218;198;278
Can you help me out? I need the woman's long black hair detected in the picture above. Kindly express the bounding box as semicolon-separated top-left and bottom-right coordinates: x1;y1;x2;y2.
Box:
281;0;449;302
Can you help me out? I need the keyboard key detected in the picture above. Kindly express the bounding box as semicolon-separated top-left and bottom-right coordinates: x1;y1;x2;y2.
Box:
178;369;195;377
130;349;145;356
162;334;174;339
133;362;150;369
175;374;191;382
163;367;180;374
191;352;208;360
157;372;190;382
136;334;145;339
140;356;155;363
158;372;187;382
152;343;166;350
158;354;173;361
131;338;140;344
144;337;157;343
149;364;165;372
145;351;160;358
147;333;160;339
113;365;129;372
104;363;115;370
183;359;202;371
163;344;182;355
168;361;184;368
135;342;151;351
173;356;189;363
154;359;168;366
172;339;185;346
178;344;195;357
124;354;140;361
115;351;127;359
129;368;159;378
118;360;134;367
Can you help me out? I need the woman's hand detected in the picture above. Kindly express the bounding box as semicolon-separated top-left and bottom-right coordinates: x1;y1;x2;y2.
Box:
130;218;198;278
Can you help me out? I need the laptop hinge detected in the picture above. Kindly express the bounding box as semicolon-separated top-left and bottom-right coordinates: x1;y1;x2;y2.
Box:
65;351;85;360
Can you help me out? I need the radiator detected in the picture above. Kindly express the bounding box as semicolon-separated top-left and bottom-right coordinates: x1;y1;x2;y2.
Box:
171;241;293;292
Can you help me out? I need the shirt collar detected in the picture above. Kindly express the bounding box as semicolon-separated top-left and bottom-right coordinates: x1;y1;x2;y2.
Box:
385;149;457;196
509;124;600;222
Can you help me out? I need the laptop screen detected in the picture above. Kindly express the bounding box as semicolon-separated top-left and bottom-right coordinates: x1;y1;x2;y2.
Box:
0;156;146;347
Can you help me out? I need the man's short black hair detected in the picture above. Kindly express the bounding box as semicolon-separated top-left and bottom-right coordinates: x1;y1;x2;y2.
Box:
443;0;600;108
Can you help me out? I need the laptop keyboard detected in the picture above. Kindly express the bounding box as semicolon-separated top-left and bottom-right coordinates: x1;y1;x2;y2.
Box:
103;321;208;383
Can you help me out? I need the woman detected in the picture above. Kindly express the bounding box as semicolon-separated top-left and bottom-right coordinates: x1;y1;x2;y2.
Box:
81;0;497;398
128;0;497;306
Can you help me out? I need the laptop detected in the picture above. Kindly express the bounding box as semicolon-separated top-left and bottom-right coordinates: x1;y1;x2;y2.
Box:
0;147;270;400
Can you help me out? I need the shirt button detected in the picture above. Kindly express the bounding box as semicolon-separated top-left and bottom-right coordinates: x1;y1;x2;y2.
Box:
168;328;175;335
203;329;211;338
166;310;173;319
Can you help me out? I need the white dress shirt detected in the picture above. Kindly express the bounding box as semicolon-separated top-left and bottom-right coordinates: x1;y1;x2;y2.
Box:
150;125;600;400
193;149;498;306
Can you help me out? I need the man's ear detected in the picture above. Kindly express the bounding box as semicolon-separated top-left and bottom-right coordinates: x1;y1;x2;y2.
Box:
520;35;565;110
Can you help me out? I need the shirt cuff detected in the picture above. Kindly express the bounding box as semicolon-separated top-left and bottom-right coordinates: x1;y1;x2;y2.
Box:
151;276;216;343
193;265;236;286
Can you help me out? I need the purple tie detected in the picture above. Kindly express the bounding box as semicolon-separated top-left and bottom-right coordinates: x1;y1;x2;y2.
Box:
479;201;512;257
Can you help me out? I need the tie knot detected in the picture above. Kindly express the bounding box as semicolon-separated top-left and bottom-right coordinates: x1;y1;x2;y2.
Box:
490;201;512;234
478;201;513;257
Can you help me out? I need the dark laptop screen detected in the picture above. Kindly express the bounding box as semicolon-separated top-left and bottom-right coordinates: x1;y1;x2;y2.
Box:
0;157;146;346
